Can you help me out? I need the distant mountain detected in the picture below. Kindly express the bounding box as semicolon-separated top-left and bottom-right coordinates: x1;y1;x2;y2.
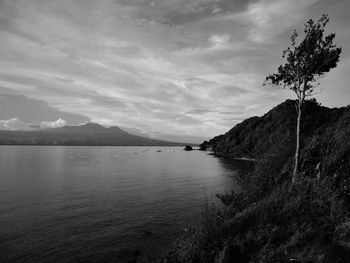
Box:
202;99;350;158
0;123;189;146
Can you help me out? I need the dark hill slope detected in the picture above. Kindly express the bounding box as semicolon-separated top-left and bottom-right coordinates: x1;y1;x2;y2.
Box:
204;99;350;158
168;101;349;263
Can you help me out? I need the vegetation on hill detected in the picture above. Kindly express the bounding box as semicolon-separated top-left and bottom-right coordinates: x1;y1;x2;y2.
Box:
160;15;348;263
203;99;349;161
165;99;350;263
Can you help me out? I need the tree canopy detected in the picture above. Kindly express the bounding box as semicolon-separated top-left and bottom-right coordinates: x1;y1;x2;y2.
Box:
264;14;342;181
265;14;342;99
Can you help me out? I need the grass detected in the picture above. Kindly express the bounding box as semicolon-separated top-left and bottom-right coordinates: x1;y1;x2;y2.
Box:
164;122;350;263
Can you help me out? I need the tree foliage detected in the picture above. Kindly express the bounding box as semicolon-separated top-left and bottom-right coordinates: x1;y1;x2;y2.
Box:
264;14;342;181
265;14;341;99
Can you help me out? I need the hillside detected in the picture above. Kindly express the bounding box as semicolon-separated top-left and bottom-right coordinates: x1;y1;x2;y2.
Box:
167;99;350;263
202;99;350;159
0;123;187;146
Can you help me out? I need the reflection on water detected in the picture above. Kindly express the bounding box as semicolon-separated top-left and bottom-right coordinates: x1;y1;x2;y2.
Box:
0;146;249;262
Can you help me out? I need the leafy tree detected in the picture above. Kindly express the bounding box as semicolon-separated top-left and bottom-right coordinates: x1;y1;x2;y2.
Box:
264;14;342;183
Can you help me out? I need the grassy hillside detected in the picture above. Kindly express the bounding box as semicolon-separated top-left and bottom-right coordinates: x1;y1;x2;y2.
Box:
166;100;350;263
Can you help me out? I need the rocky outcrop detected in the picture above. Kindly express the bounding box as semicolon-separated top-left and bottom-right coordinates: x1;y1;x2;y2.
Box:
184;145;193;151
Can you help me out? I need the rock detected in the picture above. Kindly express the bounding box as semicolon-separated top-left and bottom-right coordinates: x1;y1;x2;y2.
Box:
184;145;193;151
216;244;249;263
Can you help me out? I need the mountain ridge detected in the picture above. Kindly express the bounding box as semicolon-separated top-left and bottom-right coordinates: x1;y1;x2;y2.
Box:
0;122;193;146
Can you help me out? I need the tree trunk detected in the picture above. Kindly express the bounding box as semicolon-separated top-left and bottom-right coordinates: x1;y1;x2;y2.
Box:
292;101;302;183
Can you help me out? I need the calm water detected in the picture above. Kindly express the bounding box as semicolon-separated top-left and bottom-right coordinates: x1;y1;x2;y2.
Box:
0;146;249;263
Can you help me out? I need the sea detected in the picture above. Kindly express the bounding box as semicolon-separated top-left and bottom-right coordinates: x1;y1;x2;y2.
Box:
0;146;251;263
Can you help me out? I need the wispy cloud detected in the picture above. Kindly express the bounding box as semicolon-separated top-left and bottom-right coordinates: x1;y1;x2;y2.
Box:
244;0;319;43
0;0;349;142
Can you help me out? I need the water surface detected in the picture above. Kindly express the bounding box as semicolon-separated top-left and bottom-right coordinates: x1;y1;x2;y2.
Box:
0;146;248;262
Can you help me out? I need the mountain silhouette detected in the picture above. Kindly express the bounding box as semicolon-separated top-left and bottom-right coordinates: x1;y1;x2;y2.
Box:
0;123;188;146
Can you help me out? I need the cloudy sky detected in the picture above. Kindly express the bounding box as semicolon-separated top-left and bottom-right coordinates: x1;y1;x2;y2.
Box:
0;0;349;142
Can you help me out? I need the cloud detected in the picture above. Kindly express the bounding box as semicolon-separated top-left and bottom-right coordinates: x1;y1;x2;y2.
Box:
0;118;31;130
186;109;216;115
0;117;73;131
244;0;320;43
40;118;67;129
0;92;90;124
0;0;348;140
209;34;231;45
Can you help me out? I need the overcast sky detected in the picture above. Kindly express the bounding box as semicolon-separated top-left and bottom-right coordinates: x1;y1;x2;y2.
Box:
0;0;349;143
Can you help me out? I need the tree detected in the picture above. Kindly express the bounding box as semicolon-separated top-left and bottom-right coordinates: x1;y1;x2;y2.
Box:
264;14;342;183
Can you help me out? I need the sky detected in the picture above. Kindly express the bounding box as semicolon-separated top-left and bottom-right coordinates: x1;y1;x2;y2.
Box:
0;0;349;143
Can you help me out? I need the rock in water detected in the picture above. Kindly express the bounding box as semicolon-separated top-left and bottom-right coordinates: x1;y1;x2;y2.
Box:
184;145;193;151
